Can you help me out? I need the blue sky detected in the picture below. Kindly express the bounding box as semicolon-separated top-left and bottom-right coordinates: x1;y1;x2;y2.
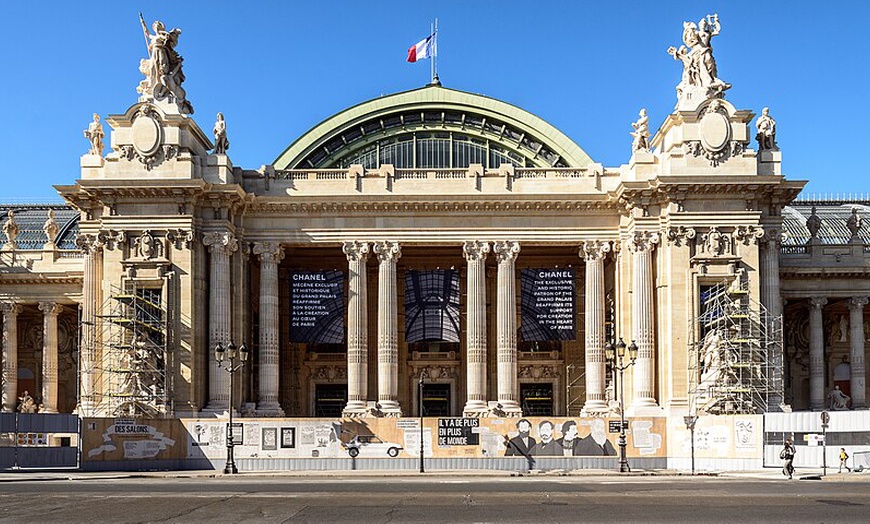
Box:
1;1;866;202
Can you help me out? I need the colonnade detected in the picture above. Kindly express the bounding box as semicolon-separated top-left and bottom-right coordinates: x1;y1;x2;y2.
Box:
200;236;665;416
0;301;65;413
806;295;867;410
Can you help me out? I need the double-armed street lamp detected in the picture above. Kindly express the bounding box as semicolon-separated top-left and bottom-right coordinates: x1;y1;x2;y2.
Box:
604;337;638;473
215;341;248;474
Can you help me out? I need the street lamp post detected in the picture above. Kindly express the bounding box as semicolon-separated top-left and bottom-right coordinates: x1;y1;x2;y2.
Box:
418;370;426;473
684;415;698;475
605;337;638;473
215;341;248;475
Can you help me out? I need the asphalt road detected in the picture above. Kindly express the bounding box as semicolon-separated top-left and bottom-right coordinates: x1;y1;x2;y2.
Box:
2;475;868;523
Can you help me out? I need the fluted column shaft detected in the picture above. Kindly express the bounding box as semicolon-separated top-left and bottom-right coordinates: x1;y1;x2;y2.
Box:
1;303;23;412
761;229;784;408
75;234;102;413
39;302;62;413
343;241;370;415
630;232;659;409
204;232;238;411
254;242;284;415
494;241;521;414
374;241;402;415
809;297;827;410
463;241;490;415
849;297;868;408
582;240;611;412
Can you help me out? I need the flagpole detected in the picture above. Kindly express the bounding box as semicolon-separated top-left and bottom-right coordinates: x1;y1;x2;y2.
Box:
431;20;436;84
434;18;439;84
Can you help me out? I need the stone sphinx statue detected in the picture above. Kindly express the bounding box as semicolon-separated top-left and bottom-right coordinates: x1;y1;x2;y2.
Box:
667;14;731;105
137;13;193;114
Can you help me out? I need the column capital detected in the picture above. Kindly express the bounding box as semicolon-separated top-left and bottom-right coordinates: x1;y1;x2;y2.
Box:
760;227;785;248
373;240;401;262
38;302;63;316
202;231;239;255
463;240;491;261
343;241;371;262
74;233;104;254
253;242;284;263
809;296;828;309
849;296;869;310
580;240;611;260
493;241;520;263
1;302;23;316
628;231;659;253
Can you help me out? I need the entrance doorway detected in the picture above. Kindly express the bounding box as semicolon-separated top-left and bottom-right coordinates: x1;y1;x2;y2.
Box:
520;383;553;416
421;383;451;416
314;384;347;417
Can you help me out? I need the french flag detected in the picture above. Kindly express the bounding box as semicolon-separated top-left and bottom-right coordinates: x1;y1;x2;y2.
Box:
407;33;436;63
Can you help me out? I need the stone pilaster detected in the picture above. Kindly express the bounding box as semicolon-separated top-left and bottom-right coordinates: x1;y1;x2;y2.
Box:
761;228;784;408
629;231;659;410
493;241;522;416
1;303;23;412
581;240;611;413
253;242;284;416
849;296;868;409
463;240;490;416
809;297;827;411
75;234;103;414
373;241;402;416
203;231;238;411
39;302;63;413
342;241;370;416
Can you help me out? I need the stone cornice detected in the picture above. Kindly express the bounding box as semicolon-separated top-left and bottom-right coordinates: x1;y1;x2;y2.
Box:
246;196;619;215
0;274;83;286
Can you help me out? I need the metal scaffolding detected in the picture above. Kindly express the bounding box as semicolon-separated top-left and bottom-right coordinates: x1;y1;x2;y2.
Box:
689;278;783;414
85;286;171;417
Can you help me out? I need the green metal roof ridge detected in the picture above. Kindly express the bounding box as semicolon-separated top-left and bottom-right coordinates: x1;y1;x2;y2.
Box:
273;85;593;169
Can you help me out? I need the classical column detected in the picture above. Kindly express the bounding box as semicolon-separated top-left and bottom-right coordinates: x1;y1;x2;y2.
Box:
253;242;284;416
203;232;238;411
39;302;63;414
629;231;659;410
581;240;611;413
373;241;402;415
75;233;103;414
809;297;827;411
1;303;23;412
343;241;370;416
761;228;784;408
493;241;522;415
849;296;868;409
463;240;490;416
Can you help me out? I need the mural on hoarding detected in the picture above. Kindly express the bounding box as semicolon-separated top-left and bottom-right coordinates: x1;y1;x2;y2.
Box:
82;417;666;464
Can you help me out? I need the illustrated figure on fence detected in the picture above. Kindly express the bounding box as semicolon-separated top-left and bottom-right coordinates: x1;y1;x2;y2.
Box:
504;418;536;458
531;420;562;456
780;438;796;479
828;385;851;410
557;420;580;456
83;113;105;156
575;418;617;456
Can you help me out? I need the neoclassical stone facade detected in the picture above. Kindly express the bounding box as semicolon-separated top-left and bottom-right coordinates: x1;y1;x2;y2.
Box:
1;14;868;428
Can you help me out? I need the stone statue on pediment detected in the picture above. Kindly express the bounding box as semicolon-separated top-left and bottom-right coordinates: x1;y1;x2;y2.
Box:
137;13;193;114
668;14;731;104
756;107;777;151
213;112;230;154
3;210;19;249
83;113;105;156
630;108;650;152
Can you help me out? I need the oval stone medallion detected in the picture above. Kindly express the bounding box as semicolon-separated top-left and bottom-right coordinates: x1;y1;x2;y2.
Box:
699;111;730;152
132;112;162;157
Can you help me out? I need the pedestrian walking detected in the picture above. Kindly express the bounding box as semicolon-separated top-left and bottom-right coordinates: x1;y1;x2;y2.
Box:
839;448;851;473
780;439;796;479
